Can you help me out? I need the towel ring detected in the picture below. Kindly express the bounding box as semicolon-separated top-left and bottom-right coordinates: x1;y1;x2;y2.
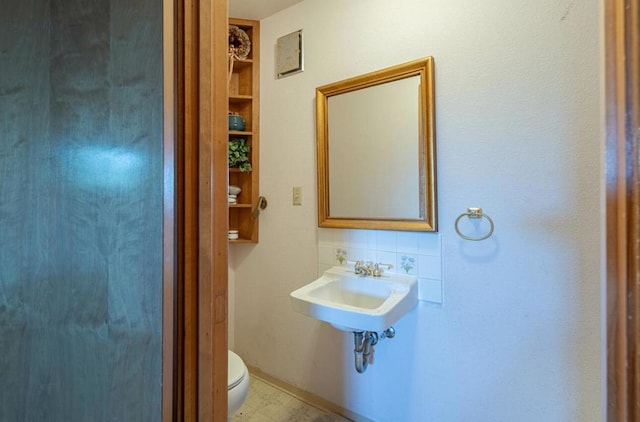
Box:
454;207;494;241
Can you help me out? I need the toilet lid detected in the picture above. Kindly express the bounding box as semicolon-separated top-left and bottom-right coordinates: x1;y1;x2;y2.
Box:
228;350;247;390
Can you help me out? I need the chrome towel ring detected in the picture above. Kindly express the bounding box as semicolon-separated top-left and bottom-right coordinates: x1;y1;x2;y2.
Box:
454;207;494;241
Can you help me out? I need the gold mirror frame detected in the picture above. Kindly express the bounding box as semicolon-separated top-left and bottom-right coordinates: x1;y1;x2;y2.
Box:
316;57;437;231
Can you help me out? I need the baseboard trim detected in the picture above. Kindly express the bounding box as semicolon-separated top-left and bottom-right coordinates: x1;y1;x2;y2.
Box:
247;365;373;422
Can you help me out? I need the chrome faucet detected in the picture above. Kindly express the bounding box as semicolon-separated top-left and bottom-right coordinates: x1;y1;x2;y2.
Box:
372;262;393;277
354;261;393;277
354;261;373;276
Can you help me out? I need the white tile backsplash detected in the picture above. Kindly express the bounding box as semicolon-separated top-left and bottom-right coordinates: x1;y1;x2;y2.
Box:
349;230;369;250
376;250;396;268
419;278;443;303
317;229;443;303
318;245;333;266
349;247;368;262
334;247;348;265
418;232;441;255
333;229;349;245
396;232;418;254
375;231;397;252
318;228;334;246
418;254;442;280
397;253;418;276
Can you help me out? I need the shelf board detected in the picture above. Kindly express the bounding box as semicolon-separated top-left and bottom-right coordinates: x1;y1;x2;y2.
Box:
231;58;253;68
230;95;252;103
229;130;252;136
229;168;252;173
229;204;252;208
229;238;255;244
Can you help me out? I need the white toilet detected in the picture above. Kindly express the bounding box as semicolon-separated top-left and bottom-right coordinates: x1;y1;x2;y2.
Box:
228;350;250;420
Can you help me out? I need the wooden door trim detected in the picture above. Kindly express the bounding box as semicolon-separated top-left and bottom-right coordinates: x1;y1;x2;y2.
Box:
198;0;229;420
177;0;229;419
606;0;640;420
178;0;199;419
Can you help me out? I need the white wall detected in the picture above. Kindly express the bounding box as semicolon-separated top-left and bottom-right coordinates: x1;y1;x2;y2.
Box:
231;1;603;420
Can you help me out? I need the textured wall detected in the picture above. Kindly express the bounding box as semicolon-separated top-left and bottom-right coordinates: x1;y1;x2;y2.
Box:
232;1;604;421
0;1;163;420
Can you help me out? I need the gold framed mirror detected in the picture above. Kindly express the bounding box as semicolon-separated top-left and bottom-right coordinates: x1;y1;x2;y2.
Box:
316;57;437;231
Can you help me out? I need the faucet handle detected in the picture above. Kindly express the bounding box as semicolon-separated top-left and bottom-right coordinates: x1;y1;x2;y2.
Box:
354;260;377;276
373;262;393;277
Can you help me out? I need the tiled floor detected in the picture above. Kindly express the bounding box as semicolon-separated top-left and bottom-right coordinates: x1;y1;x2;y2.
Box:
232;375;352;422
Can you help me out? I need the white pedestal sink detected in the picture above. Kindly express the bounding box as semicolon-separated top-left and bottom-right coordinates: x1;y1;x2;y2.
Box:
290;265;418;332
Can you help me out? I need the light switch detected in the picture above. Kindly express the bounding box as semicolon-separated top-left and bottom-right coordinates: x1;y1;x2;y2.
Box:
292;186;302;206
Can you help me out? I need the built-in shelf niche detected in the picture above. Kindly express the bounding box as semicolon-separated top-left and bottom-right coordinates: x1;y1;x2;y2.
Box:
228;18;260;243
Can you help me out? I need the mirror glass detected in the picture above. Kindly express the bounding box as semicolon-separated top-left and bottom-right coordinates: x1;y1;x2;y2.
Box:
316;57;437;231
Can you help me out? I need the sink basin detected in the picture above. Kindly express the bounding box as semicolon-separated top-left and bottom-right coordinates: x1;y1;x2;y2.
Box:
290;266;418;332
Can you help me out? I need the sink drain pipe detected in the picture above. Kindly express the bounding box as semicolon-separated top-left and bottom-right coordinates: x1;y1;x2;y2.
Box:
353;327;395;373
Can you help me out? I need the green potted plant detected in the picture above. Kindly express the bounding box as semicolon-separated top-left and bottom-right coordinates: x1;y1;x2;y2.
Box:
228;137;251;171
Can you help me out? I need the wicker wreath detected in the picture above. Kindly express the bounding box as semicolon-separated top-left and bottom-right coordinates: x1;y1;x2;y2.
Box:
228;25;251;60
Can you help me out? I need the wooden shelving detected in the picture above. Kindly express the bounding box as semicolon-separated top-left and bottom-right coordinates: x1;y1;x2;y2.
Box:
228;18;260;243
